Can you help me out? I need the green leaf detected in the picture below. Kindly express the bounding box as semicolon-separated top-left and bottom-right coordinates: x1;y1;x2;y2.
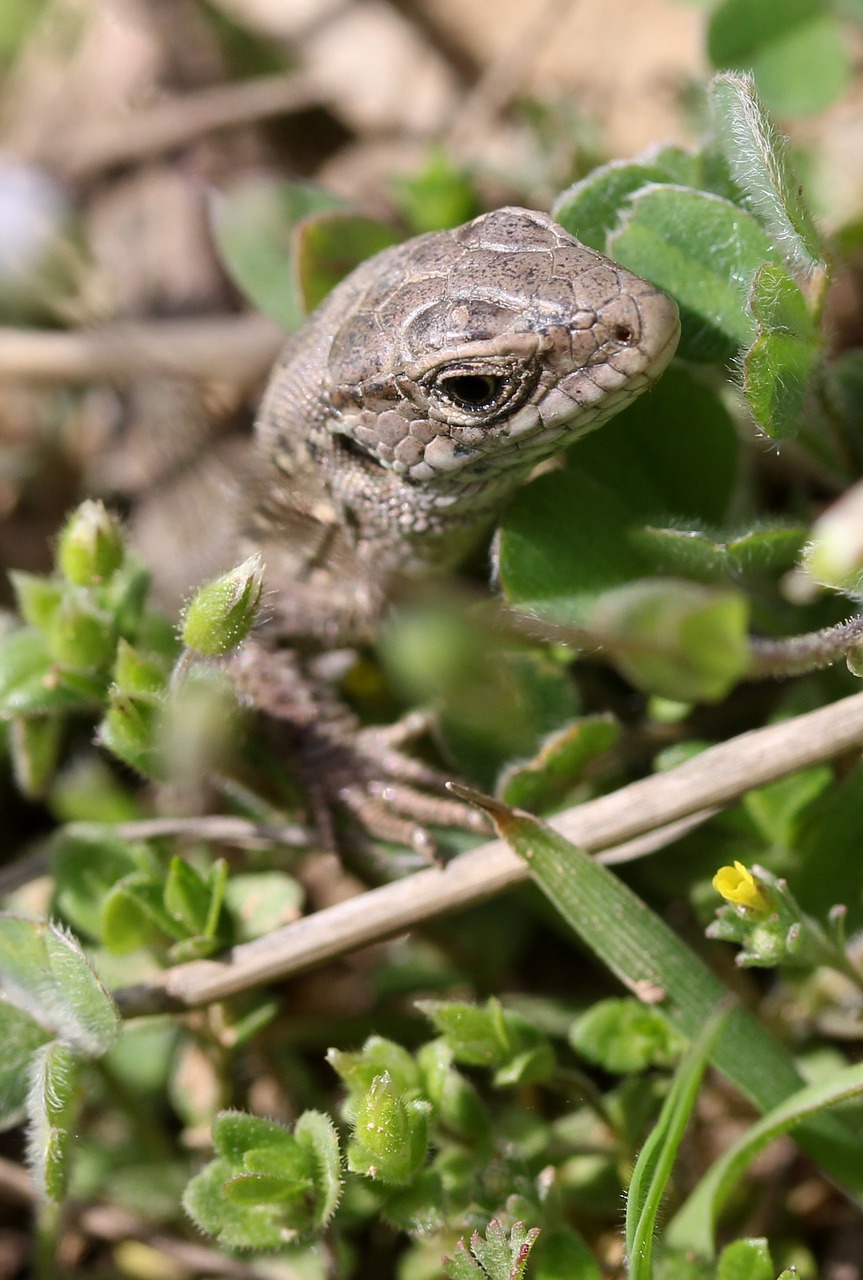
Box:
588;578;750;702
102;872;188;949
707;1;850;118
0;915;119;1057
497;470;648;625
0;1003;52;1129
184;1109;342;1248
379;1167;446;1236
213;1110;293;1161
742;263;822;439
327;1035;422;1099
492;1043;555;1087
0;629;102;717
26;1041;81;1202
498;714;620;811
533;1227;601;1280
97;688;162;778
112;640;167;696
552;149;698;252
416;998;545;1071
708;74;825;281
51;826;150;942
570;998;684;1074
294;1110;342;1230
416;1041;491;1146
716;1239;774;1280
668;1059;863;1257
569;365;740;524
608;185;782;361
443;1221;541;1280
626;1013;726;1280
223;872;304;942
634;522;807;583
743;765;832;848
8;571;62;630
164;856;214;937
392;147;480;234
382;607;579;787
209;178;344;329
223;1172;305;1205
183;1155;292;1251
295;212;400;313
465;800;863;1200
9;714;61;799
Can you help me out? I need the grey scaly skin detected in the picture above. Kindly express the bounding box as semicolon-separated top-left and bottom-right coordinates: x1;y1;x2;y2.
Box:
232;207;680;855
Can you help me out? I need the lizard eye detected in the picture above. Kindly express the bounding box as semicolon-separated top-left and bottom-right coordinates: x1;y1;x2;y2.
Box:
438;373;504;409
424;358;539;426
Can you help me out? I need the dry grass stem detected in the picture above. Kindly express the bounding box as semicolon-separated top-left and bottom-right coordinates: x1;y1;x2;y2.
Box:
114;688;863;1015
0;315;284;385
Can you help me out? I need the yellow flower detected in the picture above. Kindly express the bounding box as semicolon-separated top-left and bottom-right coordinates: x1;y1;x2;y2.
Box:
712;861;769;912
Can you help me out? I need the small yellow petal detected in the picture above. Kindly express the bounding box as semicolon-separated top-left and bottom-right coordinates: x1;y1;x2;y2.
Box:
712;861;768;911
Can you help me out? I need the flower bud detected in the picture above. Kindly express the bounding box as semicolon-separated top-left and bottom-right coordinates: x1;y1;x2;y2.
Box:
58;501;124;587
181;555;264;657
802;480;863;596
348;1073;430;1185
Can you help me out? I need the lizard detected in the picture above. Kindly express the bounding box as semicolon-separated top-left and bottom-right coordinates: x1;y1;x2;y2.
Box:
230;206;681;857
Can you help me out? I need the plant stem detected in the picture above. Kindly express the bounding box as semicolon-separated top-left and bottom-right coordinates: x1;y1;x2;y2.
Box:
748;615;863;678
32;1198;60;1280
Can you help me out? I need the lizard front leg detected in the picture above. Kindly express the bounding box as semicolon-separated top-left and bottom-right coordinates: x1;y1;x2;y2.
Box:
230;639;488;861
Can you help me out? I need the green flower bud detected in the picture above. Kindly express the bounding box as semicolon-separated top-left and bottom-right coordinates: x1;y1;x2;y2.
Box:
58;501;124;587
181;555;264;657
347;1072;430;1185
802;479;863;596
47;595;117;673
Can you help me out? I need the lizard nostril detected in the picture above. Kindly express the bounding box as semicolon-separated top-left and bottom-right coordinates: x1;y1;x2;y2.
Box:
612;322;635;344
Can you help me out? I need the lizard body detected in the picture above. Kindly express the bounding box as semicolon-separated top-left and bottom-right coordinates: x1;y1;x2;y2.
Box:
234;207;680;850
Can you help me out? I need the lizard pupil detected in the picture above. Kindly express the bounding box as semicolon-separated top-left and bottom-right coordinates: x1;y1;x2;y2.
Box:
441;374;502;408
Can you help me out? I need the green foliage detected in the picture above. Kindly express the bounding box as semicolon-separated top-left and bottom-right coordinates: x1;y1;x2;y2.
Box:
442;1220;541;1280
0;916;119;1201
0;915;119;1058
392;148;482;234
0;508;266;792
183;1109;342;1249
417;998;555;1086
569;998;684;1074
626;1013;726;1280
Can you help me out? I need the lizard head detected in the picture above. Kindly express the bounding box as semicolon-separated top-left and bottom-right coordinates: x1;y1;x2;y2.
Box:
324;207;680;491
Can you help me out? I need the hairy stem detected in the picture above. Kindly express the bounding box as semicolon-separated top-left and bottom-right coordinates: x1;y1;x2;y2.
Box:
748;615;863;678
